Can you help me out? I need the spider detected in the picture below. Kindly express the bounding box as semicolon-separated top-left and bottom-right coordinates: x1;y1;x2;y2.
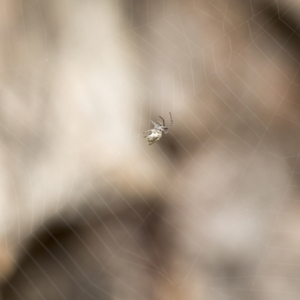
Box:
144;112;173;145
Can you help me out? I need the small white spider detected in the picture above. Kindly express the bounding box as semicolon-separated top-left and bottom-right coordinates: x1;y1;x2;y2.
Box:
144;112;173;145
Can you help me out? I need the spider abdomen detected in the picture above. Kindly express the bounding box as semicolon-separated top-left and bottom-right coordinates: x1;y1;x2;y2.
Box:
146;130;163;145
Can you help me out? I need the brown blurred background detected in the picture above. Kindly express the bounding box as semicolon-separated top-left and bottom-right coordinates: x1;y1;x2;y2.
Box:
1;0;300;299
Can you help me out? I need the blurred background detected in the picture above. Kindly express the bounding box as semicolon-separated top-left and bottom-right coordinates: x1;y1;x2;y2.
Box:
1;0;300;299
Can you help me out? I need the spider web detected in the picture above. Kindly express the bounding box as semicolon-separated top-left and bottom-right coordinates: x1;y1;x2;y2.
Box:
1;0;300;299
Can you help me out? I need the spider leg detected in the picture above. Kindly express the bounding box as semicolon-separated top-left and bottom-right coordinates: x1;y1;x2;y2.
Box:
161;112;173;134
159;116;165;126
169;112;173;126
